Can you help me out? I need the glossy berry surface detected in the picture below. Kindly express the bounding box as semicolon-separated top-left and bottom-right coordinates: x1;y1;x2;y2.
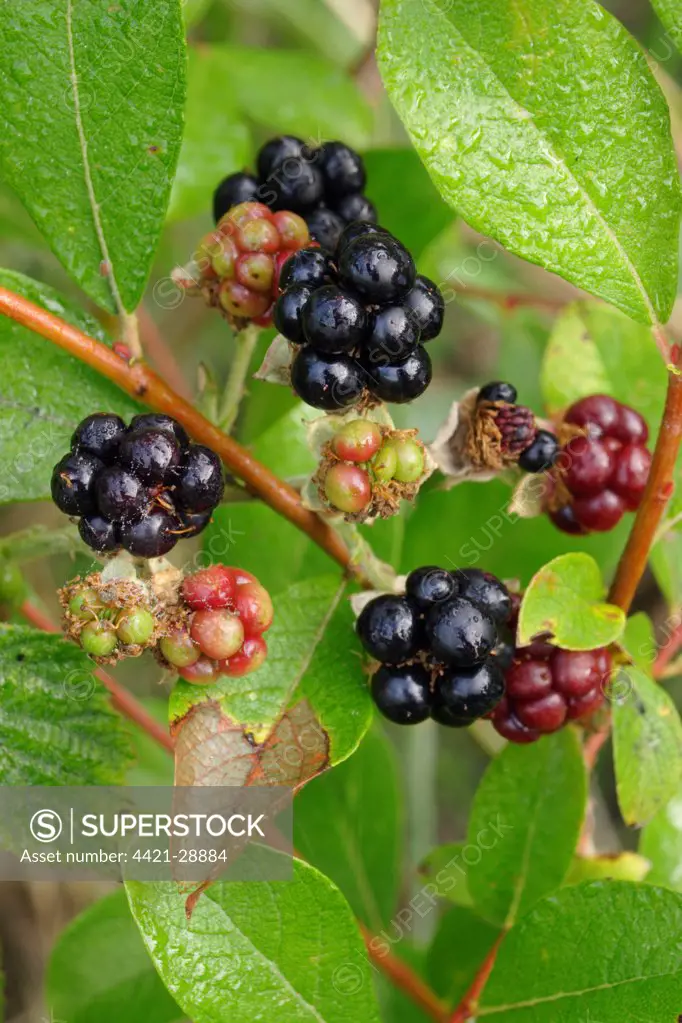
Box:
302;285;368;353
552;395;652;535
403;276;445;342
356;595;420;664
175;446;224;512
120;510;178;558
291;347;366;411
128;413;189;450
119;429;182;484
80;620;118;658
477;381;517;404
219;635;268;678
159;628;201;668
371;443;398;481
324;463;372;514
431;661;504;727
51;452;102;516
453;568;512;625
305;208;346;253
425;597;497;667
268;161;324;213
518;430;560;473
213;172;260;223
71;413;126;459
318;142;366;197
95;467;148;521
332;193;377;224
371;664;432;725
338;234;415;304
78;515;120;553
256;135;307;179
405;567;457;609
363;306;420;366
388;438;425;483
182;565;236;610
331;420;383;463
336;222;388;254
361;346;432;404
280;247;331;290
190;610;245;661
116;608;155;646
274;284;312;344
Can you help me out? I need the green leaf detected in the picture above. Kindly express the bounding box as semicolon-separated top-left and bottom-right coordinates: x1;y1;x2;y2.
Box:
47;889;183;1023
170;576;373;788
418;843;472;908
363;150;454;257
426;906;499;1008
0;1;186;312
466;730;587;927
622;612;657;672
0;269;143;504
651;0;682;56
518;553;625;649
168;48;250;222
0;625;131;784
295;725;403;930
640;792;682;891
479;882;682;1019
565;852;651;885
377;0;681;323
540;302;667;427
126;857;381;1023
230;0;364;68
217;46;373;148
612;666;682;825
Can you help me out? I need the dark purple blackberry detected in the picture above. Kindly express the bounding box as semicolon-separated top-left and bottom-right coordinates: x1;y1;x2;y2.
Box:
95;466;148;521
336;222;389;256
518;430;560;473
478;381;517;404
371;664;432;725
290;347;366;410
431;660;504;727
256;136;307;180
452;568;512;625
305;208;346;254
175;446;224;512
78;514;120;553
120;510;179;558
119;429;183;484
213;172;260;223
71;413;125;459
318;142;366;198
361;346;432;404
338;233;415;304
301;285;368;353
51;452;102;516
181;508;214;537
405;567;457;609
403;276;445;342
356;594;421;663
279;248;332;290
265;160;324;214
332;193;377;224
128;413;189;450
425;597;497;667
274;284;312;344
362;306;420;367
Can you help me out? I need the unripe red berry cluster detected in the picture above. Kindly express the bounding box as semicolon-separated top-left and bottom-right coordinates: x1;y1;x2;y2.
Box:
182;201;312;327
321;420;426;517
158;565;273;685
549;395;652;534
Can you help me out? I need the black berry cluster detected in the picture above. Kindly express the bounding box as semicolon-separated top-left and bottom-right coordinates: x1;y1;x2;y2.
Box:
356;567;511;727
489;597;611;742
548;395;652;534
274;223;444;410
51;413;224;558
213;136;376;254
477;381;560;471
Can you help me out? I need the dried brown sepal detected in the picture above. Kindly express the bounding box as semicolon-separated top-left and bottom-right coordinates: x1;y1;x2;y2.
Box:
466;400;536;469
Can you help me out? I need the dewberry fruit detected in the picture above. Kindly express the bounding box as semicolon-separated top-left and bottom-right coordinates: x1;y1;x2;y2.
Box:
356;594;421;663
71;413;126;459
405;567;457;609
477;381;517;404
425;597;496;667
387;437;425;483
213;172;260;222
338;234;415;304
78;515;120;553
120;510;179;558
318;142;366;197
332;420;383;463
363;306;420;366
119;429;182;484
232;580;274;636
159;628;201;668
80;620;118;658
95;467;148;521
268;161;324;213
452;569;512;625
518;430;560;473
571;490;625;532
403;276;445;342
274;284;312;344
549;504;587;535
431;661;504;727
371;443;398;481
256;135;307;180
280;247;332;290
563;436;613;496
175;446;224;512
302;285;368;353
116;608;155;646
305;208;346;253
564;394;620;436
332;193;377;224
219;635;268;677
324;463;372;514
361;346;432;404
291;347;366;411
371;664;432;725
611;444;652;509
51;452;102;516
128;413;189;450
504;659;553;700
190;610;245;661
182;565;236;610
552;648;611;697
337;222;388;253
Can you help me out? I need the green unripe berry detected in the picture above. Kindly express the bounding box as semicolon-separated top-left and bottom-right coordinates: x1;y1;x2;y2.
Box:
160;629;201;668
80;620;118;658
0;560;27;605
389;438;425;483
116;608;155;646
371;444;398;482
68;587;101;621
324;463;372;514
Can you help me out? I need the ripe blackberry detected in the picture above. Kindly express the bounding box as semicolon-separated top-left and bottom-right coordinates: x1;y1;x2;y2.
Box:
302;286;369;353
52;415;224;558
337;222;389;254
305;208;346;254
338;234;415;304
405;567;457;609
551;395;651;534
431;660;505;727
363;306;420;366
425;597;497;667
267;161;324;213
332;193;377;224
477;381;517;404
490;642;612;743
403;276;445;341
290;347;367;411
273;284;312;344
257;135;308;180
356;594;421;663
279;248;332;290
371;664;432;725
318;142;366;197
519;430;560;473
360;346;432;404
453;568;512;625
213;172;260;223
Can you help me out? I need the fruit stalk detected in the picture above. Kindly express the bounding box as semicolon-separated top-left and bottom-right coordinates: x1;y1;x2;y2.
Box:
0;284;358;581
218;323;260;432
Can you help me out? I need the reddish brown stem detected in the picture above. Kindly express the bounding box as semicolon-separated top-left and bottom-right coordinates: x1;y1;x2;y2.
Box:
357;922;449;1022
654;620;682;677
609;363;682;612
0;285;355;580
449;932;505;1022
19;600;174;752
137;304;193;401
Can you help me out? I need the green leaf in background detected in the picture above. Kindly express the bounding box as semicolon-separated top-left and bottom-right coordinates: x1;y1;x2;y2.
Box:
171;577;373;787
466;730;587;927
378;0;681;323
651;0;682;56
540;302;666;428
418;843;472;908
426;907;499;1008
479;882;682;1019
168;48;250;222
127;858;381;1023
518;553;625;649
0;1;186;312
613;666;682;826
363;150;454;257
214;46;373;148
0;625;131;784
622;612;657;672
295;725;403;930
228;0;365;69
0;270;143;504
640;792;682;891
47;889;183;1023
564;851;651;885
